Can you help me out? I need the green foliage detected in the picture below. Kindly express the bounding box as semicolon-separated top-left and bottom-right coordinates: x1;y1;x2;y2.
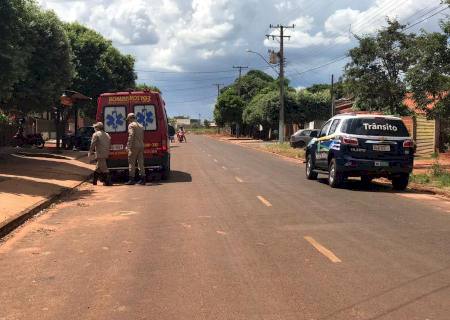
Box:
0;2;136;117
243;89;299;128
215;70;286;130
0;0;33;102
9;8;73;113
297;89;331;123
135;83;161;93
411;160;450;188
203;119;210;127
410;174;431;184
345;20;414;115
214;88;245;126
0;112;9;124
64;22;137;117
220;69;275;104
406;25;450;119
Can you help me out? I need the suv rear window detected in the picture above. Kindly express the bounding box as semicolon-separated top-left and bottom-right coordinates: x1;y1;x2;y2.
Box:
342;118;409;137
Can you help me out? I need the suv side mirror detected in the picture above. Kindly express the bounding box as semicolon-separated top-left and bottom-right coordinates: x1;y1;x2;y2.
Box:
310;131;318;138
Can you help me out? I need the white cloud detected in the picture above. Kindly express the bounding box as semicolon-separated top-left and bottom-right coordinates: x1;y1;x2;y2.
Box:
325;0;442;35
324;8;360;35
36;0;444;118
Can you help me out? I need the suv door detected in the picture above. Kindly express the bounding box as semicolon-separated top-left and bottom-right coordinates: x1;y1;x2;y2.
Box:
315;120;332;169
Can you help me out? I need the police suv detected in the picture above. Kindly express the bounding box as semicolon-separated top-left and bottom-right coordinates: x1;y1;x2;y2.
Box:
305;114;415;190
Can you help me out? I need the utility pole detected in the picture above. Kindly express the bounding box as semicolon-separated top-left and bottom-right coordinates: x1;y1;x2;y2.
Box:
232;65;248;96
331;74;335;117
232;65;248;137
213;83;224;98
266;24;294;143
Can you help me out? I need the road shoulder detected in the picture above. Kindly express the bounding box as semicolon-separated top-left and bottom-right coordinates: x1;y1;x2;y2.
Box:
0;150;94;238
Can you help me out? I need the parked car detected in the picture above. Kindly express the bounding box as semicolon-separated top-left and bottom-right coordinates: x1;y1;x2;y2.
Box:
305;114;415;190
290;129;320;148
62;126;94;150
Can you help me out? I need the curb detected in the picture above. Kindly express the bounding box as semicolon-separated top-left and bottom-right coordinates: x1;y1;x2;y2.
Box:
15;151;77;160
0;174;92;240
207;135;306;165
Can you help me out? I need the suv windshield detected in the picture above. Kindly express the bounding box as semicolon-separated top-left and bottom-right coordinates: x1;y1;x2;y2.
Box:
342;118;409;137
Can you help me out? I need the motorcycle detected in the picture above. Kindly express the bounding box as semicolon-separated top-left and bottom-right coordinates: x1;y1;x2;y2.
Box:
14;129;45;148
177;131;186;143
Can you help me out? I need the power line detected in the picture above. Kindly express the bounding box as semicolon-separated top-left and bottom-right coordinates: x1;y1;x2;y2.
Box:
285;3;447;80
138;75;236;83
165;95;218;104
405;6;448;30
135;69;234;74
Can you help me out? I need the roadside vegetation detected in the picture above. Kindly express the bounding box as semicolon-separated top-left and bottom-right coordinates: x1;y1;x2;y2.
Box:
189;128;219;135
0;0;155;119
261;143;305;160
411;162;450;189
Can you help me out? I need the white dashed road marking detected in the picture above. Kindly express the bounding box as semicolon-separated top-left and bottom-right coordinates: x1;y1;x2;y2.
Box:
257;195;272;207
304;236;342;263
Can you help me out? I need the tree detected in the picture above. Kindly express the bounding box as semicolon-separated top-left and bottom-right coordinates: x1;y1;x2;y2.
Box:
214;88;245;127
307;81;347;100
406;5;450;119
135;83;161;93
9;8;73;113
236;70;275;103
214;70;276;130
243;88;299;138
297;89;331;123
345;20;414;115
64;23;137;117
203;119;210;127
0;0;33;102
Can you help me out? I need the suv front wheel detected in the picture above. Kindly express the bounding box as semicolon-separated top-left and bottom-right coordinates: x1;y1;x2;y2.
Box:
306;154;318;180
328;158;344;188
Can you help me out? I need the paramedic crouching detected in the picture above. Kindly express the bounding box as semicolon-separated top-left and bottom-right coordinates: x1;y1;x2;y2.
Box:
125;113;146;185
88;122;112;186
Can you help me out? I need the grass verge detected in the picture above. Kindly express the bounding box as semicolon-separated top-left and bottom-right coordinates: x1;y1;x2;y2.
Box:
189;128;220;135
260;142;305;160
411;161;450;189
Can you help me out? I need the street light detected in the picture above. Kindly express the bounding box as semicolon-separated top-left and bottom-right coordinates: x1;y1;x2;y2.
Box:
246;49;279;75
246;49;284;143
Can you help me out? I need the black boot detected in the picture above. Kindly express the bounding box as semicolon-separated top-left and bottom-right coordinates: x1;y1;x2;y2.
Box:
125;178;136;185
93;171;99;185
138;175;146;185
103;173;112;186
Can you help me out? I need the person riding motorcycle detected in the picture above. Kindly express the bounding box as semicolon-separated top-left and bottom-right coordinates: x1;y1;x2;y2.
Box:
177;126;186;143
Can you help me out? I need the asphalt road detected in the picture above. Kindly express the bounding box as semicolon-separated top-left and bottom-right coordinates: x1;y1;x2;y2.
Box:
1;134;449;320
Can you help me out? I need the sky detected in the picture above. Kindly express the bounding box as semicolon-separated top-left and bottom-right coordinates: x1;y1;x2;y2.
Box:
37;0;448;120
